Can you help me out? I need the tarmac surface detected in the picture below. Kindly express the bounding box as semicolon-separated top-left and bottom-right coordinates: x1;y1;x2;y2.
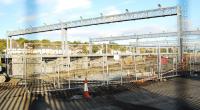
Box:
0;76;200;110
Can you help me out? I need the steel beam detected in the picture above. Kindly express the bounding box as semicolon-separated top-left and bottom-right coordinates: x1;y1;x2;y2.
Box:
7;6;178;37
89;30;200;42
61;27;67;54
130;40;199;47
90;32;177;42
177;6;183;62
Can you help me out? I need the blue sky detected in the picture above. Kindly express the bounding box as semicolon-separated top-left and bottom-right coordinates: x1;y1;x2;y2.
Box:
0;0;199;43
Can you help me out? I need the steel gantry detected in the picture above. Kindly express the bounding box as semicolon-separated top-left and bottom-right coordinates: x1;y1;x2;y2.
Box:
89;30;200;42
7;6;178;36
129;40;200;47
6;6;183;64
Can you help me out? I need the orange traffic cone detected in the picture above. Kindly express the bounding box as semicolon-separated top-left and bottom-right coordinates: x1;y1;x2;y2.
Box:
83;78;91;99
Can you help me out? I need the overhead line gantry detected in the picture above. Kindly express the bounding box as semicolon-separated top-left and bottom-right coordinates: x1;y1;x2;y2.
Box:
89;30;200;42
6;6;183;61
7;6;178;36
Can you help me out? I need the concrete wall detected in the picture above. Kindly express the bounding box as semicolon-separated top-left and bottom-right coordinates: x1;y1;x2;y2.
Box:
11;56;116;76
12;57;24;76
11;55;156;76
12;57;42;76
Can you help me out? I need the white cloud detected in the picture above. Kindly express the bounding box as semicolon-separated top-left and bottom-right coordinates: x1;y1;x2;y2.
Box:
0;0;14;5
103;6;121;15
54;0;91;13
17;15;38;24
36;0;54;5
36;0;92;13
34;0;92;23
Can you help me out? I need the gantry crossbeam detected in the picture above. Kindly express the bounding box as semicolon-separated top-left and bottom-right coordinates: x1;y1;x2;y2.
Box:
7;6;178;37
90;30;200;42
129;40;199;47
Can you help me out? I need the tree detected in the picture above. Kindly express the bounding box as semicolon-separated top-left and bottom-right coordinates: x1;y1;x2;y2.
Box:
82;45;88;54
92;45;100;53
0;39;6;54
16;38;28;48
41;39;50;43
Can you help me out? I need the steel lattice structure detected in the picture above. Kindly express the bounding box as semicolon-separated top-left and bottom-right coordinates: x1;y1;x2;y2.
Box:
7;6;177;37
6;5;185;62
89;30;200;42
130;40;199;47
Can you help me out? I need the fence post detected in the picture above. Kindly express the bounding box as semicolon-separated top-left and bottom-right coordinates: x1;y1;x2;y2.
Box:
120;59;123;85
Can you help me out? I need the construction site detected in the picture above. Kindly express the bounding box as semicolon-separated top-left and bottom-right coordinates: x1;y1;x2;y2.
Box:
0;1;200;110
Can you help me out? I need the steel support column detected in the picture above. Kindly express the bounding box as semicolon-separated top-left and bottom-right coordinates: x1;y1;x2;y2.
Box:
89;41;92;54
61;27;67;55
157;44;162;80
6;36;9;75
177;6;183;62
9;37;12;52
106;44;109;85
